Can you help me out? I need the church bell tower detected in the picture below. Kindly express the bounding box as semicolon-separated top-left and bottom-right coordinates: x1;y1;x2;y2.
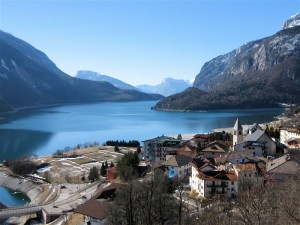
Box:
233;118;243;146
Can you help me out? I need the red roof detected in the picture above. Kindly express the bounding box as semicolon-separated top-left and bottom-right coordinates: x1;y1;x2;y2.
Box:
75;182;124;220
197;170;238;181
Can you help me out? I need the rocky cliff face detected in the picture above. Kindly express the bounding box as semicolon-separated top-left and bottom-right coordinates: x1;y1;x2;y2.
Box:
193;23;300;91
154;14;300;111
282;13;300;30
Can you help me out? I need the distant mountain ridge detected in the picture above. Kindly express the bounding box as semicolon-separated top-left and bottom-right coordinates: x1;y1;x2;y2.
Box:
154;13;300;111
0;30;162;113
75;70;138;90
137;78;192;96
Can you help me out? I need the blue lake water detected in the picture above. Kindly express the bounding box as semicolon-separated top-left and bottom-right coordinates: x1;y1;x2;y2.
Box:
0;101;284;205
0;101;284;162
0;186;30;207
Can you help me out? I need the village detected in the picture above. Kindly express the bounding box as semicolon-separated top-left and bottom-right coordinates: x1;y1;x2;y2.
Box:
1;114;300;225
68;117;300;225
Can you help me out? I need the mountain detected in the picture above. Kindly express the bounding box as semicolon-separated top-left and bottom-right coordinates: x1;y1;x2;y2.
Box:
75;70;138;90
137;78;191;97
0;31;162;113
154;14;300;111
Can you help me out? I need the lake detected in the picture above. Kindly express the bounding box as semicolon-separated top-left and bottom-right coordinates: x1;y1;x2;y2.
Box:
0;101;284;162
0;186;30;207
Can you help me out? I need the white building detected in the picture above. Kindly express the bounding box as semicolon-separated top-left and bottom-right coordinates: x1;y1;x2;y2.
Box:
243;129;276;157
164;155;192;180
233;141;267;157
143;136;182;162
190;158;238;198
200;141;228;158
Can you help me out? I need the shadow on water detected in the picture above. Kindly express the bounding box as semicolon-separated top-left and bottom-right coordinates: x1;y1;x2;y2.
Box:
0;129;53;162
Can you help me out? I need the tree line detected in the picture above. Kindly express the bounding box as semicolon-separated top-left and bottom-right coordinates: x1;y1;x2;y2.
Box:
105;140;140;147
3;157;37;176
106;173;300;225
105;150;300;225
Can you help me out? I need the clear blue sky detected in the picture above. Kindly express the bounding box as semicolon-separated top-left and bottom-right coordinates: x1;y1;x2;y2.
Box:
0;0;299;85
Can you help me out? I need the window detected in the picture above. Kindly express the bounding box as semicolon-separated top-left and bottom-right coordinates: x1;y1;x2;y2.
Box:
171;171;174;175
231;188;234;191
231;181;234;185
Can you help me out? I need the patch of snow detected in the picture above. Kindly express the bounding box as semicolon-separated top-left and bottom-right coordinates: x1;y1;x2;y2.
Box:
0;73;8;79
37;166;52;173
57;158;67;161
282;13;300;30
31;174;45;179
1;59;9;71
11;60;17;68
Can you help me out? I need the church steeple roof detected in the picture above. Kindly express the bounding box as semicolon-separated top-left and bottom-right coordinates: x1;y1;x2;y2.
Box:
233;118;242;130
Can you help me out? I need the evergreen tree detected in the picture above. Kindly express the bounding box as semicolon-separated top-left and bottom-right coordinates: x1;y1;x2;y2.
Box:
137;146;141;154
270;126;275;138
177;134;182;140
114;145;120;152
117;152;140;181
100;162;106;176
274;129;280;139
110;161;114;168
88;166;99;182
105;160;109;168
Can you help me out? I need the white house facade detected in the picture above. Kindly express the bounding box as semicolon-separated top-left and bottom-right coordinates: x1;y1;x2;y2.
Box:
164;155;192;180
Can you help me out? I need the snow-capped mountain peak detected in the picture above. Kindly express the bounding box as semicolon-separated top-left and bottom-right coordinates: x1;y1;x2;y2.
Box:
282;12;300;30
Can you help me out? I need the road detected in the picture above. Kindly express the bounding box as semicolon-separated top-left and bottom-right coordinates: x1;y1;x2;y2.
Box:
0;181;100;219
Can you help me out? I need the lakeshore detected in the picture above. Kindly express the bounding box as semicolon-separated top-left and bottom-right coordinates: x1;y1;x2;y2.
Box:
0;170;42;205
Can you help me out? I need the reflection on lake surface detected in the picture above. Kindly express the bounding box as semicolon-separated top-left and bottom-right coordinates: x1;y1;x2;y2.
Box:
0;101;284;161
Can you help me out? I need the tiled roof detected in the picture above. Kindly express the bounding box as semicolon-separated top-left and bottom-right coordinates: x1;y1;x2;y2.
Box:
193;134;212;139
191;133;212;142
244;129;265;142
268;161;300;175
248;123;263;133
143;135;176;142
75;182;124;220
235;163;257;171
202;143;226;153
164;155;192;167
192;158;208;168
177;145;194;153
75;198;109;220
197;170;238;181
225;151;268;163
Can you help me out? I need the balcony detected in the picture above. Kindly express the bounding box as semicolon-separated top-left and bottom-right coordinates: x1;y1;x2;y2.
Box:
209;190;228;195
206;183;228;188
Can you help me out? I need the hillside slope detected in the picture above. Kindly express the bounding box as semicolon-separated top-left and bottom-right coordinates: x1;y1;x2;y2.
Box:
154;14;300;111
75;70;138;90
0;31;162;113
